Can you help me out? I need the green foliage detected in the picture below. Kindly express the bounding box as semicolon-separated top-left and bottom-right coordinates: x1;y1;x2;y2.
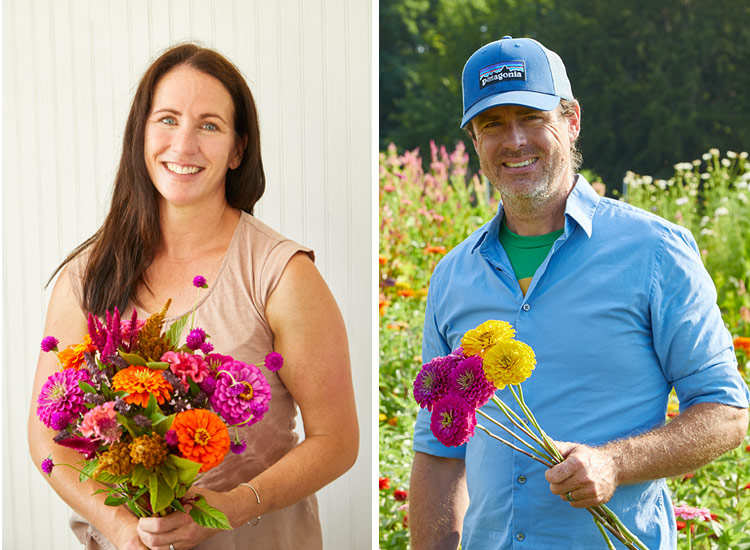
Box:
378;142;750;549
380;0;750;188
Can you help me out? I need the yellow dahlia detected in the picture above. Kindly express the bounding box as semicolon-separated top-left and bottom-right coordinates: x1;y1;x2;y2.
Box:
482;339;536;389
111;366;173;407
461;320;516;357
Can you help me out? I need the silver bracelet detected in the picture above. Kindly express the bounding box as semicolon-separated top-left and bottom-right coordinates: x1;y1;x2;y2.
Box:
238;482;261;526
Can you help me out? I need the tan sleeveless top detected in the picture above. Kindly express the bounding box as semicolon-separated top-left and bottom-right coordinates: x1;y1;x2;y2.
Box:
68;212;322;549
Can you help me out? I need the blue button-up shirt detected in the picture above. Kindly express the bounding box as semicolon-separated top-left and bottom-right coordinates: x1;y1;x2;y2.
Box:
413;176;750;549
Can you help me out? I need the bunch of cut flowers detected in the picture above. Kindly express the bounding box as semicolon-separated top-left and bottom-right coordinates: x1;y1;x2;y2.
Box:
413;320;648;550
36;276;283;529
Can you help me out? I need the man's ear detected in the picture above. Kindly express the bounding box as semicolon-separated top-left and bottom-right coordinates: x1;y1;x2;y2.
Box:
567;101;581;142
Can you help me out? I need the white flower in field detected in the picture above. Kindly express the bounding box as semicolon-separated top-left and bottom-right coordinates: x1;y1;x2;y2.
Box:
642;175;653;185
738;193;748;204
674;162;693;171
709;148;720;156
700;228;716;236
700;215;710;226
702;153;712;161
655;179;668;189
675;197;689;205
721;158;731;167
740;151;748;160
737;180;749;189
701;173;710;180
727;151;737;158
692;159;701;166
720;196;729;204
714;206;729;216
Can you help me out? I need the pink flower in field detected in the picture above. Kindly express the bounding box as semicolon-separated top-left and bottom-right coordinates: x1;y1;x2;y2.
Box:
673;503;711;522
740;306;750;323
79;402;121;443
383;183;396;192
161;351;210;391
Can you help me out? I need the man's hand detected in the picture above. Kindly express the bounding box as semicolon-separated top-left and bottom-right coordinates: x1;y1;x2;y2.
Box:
544;441;618;508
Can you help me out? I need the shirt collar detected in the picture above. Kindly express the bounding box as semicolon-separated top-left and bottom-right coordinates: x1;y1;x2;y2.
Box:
470;174;600;255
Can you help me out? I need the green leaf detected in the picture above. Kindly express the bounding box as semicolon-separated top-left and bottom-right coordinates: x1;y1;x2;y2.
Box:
131;464;149;487
170;499;186;513
148;473;175;515
152;413;175;436
145;393;159;418
79;381;98;394
165;314;190;348
105;494;130;507
94;471;131;484
80;460;97;482
188;495;232;530
146;361;170;370
116;413;138;438
161;464;178;489
119;351;147;366
165;454;201;486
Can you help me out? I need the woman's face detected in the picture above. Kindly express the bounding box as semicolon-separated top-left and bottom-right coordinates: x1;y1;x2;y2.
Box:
144;65;243;210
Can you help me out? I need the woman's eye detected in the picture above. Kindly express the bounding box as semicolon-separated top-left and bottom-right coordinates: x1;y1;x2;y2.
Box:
160;116;177;125
202;122;218;131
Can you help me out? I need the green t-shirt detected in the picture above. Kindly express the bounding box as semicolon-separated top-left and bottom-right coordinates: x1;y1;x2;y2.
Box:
498;220;563;295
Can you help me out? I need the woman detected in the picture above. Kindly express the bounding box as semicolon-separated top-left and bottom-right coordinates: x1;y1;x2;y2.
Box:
27;43;359;550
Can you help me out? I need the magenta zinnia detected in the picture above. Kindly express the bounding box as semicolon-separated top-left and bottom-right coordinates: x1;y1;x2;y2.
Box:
36;368;92;428
449;355;496;409
210;360;272;426
429;394;477;447
413;355;452;411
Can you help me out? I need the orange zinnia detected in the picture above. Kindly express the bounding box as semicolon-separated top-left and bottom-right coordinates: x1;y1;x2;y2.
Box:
111;366;173;407
734;336;750;353
59;334;97;370
172;409;230;473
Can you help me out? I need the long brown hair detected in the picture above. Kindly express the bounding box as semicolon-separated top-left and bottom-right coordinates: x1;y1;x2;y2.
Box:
49;43;265;316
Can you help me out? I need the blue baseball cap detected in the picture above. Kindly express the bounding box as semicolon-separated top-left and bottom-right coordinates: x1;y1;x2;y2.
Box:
460;36;573;128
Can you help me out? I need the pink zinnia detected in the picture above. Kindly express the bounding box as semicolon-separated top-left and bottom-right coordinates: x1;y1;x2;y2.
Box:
429;394;477;447
36;369;91;428
211;360;272;426
161;351;210;391
673;504;712;522
79;402;121;444
264;352;284;372
449;356;496;409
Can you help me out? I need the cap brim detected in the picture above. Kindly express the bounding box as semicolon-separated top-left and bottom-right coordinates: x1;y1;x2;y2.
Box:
460;91;561;128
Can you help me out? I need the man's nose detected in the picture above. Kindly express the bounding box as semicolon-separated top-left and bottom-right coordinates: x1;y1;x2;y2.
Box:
503;121;528;149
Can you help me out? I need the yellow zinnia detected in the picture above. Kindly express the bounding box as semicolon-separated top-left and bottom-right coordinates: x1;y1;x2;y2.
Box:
461;320;516;357
482;339;536;389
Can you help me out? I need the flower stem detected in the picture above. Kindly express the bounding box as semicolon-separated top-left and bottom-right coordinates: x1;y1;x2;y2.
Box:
475;424;554;467
489;395;548;452
476;409;556;465
510;385;564;462
593;516;616;550
189;288;201;330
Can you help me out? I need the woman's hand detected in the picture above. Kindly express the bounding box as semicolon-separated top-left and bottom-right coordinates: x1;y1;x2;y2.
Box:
111;516;149;550
136;488;236;550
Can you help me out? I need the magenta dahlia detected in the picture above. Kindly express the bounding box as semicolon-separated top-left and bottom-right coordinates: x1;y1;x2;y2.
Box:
449;355;496;409
413;355;453;411
36;369;92;428
210;360;271;426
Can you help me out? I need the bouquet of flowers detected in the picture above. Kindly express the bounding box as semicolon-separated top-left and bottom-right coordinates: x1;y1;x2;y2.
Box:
36;276;283;529
413;320;648;550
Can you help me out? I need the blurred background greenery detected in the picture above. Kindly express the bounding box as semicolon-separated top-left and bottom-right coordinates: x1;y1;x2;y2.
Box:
379;0;750;190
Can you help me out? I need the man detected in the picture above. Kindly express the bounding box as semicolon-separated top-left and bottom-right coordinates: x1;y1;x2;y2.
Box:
410;36;749;549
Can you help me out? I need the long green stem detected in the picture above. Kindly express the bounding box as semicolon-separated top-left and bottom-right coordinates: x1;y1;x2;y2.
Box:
598;504;649;550
490;395;548;451
510;385;564;462
592;515;616;550
475;424;554;468
189;287;201;330
476;410;556;465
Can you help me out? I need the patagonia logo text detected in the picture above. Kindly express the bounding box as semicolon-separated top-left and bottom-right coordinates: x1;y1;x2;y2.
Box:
479;61;526;88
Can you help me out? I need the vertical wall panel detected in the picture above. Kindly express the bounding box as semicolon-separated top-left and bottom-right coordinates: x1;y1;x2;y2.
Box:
2;1;373;548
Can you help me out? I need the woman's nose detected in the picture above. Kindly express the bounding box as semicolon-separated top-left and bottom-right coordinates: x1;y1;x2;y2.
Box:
171;126;199;155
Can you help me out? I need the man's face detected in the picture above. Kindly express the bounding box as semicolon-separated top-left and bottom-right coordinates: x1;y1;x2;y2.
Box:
470;103;580;209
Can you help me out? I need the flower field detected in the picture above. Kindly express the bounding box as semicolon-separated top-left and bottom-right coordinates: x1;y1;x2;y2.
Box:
378;143;750;549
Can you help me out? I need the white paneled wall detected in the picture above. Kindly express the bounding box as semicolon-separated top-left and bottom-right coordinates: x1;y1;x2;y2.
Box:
2;0;372;548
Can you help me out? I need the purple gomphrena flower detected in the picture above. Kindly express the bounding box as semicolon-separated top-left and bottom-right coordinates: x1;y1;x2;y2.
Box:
230;440;248;455
49;412;71;431
164;429;179;448
193;275;207;288
185;328;207;351
264;352;284;372
200;341;214;354
41;456;55;476
449;356;496;409
199;376;217;396
429;394;477;447
41;336;59;353
413;356;452;412
36;369;92;428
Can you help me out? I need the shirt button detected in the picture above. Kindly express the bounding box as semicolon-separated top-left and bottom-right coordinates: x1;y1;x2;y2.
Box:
516;533;525;541
522;303;531;311
518;475;526;484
